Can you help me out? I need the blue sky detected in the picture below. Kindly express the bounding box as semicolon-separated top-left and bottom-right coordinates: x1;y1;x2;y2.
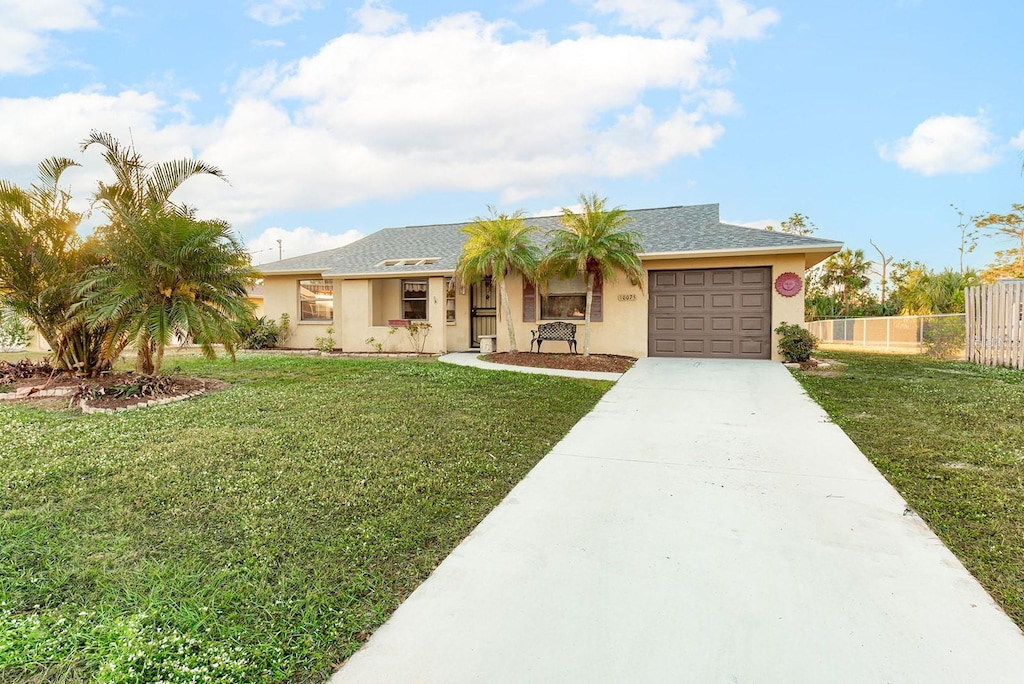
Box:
1;0;1022;272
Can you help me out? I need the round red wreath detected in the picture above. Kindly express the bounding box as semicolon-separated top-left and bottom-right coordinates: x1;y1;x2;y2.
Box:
774;272;803;297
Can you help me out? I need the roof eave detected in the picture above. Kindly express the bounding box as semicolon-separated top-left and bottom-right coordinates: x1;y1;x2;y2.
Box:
640;243;844;261
322;269;457;279
258;268;333;277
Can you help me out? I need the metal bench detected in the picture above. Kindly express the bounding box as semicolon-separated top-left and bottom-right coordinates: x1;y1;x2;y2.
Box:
530;321;578;354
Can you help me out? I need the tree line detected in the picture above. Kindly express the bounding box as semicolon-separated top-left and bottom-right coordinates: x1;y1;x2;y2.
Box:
777;201;1024;321
0;132;257;375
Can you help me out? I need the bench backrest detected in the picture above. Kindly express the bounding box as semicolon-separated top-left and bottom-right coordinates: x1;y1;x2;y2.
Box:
536;321;577;339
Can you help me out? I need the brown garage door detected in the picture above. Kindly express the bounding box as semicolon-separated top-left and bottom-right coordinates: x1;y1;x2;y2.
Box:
648;267;772;359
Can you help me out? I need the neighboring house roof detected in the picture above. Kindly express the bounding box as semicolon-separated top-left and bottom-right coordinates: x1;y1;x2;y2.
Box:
257;203;842;278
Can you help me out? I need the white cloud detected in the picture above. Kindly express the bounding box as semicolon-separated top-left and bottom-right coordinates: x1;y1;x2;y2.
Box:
1011;130;1024;151
351;0;407;34
592;0;778;40
191;11;727;214
532;203;585;217
248;0;322;26
246;226;364;264
0;0;101;74
0;89;223;223
878;114;1000;176
0;5;765;232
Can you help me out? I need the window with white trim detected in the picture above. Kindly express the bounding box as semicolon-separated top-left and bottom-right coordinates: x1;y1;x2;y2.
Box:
298;279;333;322
402;279;428;320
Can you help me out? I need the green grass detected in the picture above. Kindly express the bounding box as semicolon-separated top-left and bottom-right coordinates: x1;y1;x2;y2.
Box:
0;354;611;683
792;352;1024;626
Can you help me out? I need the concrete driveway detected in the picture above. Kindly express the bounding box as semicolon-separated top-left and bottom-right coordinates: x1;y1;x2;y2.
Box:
333;358;1024;683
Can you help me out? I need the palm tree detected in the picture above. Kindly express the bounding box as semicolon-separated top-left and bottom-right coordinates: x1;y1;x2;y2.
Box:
541;193;644;356
900;268;977;315
81;130;227;224
77;208;257;374
821;248;871;315
0;157;109;373
456;208;541;353
78;131;249;372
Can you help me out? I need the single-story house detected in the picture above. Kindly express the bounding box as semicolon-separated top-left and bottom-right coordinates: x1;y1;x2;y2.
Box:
257;203;842;361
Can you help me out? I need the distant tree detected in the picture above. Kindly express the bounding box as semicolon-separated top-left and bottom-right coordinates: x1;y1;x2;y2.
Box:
765;212;816;236
951;204;978;275
819;248;872;316
974;204;1024;282
896;266;977;315
456;208;541;353
541;194;644;356
0;157;108;373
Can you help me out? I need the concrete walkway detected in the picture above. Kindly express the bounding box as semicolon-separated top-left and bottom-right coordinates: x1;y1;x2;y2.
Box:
333;358;1024;683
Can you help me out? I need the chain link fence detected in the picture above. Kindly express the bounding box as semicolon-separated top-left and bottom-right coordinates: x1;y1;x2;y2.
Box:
805;314;966;358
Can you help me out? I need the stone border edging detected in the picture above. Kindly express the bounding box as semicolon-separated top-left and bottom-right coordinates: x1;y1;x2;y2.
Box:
0;385;75;401
80;388;207;415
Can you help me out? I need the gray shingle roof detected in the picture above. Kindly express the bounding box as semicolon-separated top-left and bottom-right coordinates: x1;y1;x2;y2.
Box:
257;203;841;277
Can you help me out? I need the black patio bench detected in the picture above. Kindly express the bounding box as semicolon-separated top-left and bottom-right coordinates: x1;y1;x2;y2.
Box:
530;321;578;354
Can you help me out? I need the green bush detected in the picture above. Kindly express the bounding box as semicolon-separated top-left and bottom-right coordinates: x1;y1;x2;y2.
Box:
313;327;335;353
922;316;965;359
236;315;284;349
775;322;817;363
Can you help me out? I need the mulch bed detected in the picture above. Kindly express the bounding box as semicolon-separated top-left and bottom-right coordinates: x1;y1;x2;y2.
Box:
485;352;636;374
1;362;225;411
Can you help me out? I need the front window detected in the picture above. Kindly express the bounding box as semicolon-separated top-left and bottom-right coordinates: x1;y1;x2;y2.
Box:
445;277;456;323
402;279;428;320
541;274;586;320
299;279;333;322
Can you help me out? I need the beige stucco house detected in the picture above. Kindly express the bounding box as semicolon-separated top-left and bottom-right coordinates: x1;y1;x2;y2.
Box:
257;204;842;361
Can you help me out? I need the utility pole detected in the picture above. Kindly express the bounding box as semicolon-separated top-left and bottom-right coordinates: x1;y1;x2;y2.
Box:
277;239;282;261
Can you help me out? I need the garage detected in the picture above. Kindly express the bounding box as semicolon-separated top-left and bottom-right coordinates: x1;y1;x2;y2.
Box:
648;267;772;359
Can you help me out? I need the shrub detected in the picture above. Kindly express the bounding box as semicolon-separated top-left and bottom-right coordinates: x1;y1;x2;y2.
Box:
775;322;817;363
313;327;335;353
922;316;965;359
238;316;281;349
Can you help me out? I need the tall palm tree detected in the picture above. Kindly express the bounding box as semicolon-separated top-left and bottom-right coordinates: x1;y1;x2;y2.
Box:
77;208;257;374
541;193;644;356
0;157;109;373
456;208;541;353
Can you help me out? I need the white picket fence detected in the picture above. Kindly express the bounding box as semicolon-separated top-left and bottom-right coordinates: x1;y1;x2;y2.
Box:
965;280;1024;370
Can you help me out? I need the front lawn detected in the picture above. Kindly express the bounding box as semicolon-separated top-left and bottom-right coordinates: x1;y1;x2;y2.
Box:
0;354;610;682
792;352;1024;627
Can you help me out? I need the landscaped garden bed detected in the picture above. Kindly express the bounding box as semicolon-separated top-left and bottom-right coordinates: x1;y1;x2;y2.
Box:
0;358;223;412
485;351;636;373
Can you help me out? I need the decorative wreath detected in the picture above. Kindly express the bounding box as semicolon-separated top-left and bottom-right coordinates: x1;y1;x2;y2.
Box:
774;272;803;297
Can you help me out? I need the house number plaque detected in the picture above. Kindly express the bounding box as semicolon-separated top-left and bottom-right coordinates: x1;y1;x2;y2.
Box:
617;294;637;301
